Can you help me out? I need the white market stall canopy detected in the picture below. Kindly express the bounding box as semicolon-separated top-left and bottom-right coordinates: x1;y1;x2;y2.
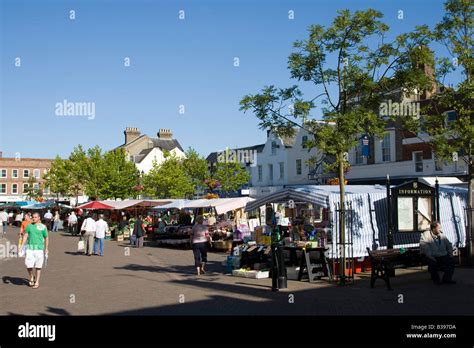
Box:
245;185;388;211
99;199;174;209
154;197;255;215
244;185;468;258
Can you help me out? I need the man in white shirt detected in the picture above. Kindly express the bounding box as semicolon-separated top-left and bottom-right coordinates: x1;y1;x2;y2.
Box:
94;214;108;256
68;212;78;235
80;214;97;256
0;210;8;235
43;210;53;230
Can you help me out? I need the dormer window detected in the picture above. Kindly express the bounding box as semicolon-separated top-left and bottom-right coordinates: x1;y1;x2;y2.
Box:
271;141;279;155
302;136;308;148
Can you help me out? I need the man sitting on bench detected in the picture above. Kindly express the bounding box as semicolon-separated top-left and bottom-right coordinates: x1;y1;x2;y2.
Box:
420;221;456;285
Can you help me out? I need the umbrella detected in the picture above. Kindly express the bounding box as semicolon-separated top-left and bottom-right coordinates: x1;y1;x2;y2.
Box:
76;201;114;210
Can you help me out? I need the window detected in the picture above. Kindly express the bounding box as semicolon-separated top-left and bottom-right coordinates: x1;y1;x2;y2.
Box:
33;169;40;179
271;141;277;155
12;169;18;178
296;159;302;175
445;110;457;127
268;164;273;182
279;162;284;179
257;165;262;182
44;186;50;195
302;135;308;148
0;169;6;178
33;183;40;191
382;133;391;162
12;184;18;194
23;169;30;178
434;153;443;171
23;183;29;192
414;151;423;172
0;184;6;194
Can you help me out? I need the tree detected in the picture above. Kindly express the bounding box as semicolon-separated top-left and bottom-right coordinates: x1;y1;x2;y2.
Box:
103;148;140;200
68;145;88;204
142;155;194;199
44;156;73;199
24;176;42;201
240;9;432;282
213;162;250;194
423;0;473;262
182;148;209;194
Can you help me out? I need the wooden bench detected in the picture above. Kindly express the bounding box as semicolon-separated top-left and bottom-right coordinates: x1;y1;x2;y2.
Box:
366;247;424;290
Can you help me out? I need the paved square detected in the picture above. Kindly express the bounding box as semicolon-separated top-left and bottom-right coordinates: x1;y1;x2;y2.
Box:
1;226;473;316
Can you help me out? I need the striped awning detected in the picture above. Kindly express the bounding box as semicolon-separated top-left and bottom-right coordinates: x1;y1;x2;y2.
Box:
245;187;330;211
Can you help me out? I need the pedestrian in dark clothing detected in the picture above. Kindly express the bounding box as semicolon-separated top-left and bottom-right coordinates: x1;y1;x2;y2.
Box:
133;216;145;248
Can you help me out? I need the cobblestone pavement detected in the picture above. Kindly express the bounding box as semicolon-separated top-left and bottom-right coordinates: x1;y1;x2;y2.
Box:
1;226;473;315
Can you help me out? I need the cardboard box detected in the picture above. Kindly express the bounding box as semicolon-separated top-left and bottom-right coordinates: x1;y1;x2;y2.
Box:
232;270;269;279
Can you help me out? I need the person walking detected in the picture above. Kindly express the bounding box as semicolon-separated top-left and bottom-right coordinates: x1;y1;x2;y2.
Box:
420;221;456;285
118;216;131;245
19;212;49;289
43;210;53;230
133;215;146;248
68;212;78;235
190;215;212;275
94;214;108;256
80;214;96;256
15;211;24;227
52;211;60;232
0;209;9;236
19;214;32;241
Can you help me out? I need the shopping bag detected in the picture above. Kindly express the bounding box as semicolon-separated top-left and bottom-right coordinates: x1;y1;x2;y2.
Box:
43;252;48;269
77;239;85;252
18;244;27;258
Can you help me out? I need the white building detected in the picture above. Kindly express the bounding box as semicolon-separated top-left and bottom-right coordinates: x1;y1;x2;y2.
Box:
115;128;185;174
249;128;328;197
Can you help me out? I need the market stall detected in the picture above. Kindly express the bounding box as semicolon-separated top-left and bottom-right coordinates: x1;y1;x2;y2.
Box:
236;184;468;281
151;197;255;250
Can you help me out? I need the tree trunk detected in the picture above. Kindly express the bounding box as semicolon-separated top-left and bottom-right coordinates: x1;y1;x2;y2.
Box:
338;155;346;283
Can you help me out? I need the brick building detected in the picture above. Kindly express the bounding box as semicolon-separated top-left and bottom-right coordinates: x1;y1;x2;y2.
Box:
0;152;54;202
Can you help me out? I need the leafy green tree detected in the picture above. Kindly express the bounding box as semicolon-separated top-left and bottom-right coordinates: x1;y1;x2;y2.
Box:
240;9;432;281
103;148;140;199
213;162;250;194
83;146;108;200
44;156;73;199
143;155;194;199
183;148;209;193
24;176;42;201
422;0;473;262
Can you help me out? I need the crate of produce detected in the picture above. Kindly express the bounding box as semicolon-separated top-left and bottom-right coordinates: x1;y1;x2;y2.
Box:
232;269;269;279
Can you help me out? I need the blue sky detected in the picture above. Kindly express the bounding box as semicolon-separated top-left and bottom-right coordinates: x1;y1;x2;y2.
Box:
0;0;463;159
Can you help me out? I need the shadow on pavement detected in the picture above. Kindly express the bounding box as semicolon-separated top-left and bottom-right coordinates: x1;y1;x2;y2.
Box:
114;261;225;276
2;276;29;286
64;251;86;256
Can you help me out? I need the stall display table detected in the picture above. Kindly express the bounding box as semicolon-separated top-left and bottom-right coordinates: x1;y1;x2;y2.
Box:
283;246;332;282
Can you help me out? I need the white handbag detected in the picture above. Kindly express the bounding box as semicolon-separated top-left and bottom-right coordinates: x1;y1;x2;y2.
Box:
77;239;85;252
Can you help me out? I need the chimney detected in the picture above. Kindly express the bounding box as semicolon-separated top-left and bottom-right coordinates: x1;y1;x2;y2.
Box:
124;127;141;144
157;129;173;139
0;151;2;158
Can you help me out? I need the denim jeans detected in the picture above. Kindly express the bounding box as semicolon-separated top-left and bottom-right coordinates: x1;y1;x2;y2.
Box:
52;221;59;232
94;238;104;255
